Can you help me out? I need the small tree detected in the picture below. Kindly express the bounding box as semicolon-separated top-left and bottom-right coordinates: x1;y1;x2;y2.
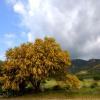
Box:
65;74;81;90
1;37;71;92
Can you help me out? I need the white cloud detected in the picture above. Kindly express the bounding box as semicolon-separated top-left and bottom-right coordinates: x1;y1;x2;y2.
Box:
28;0;41;12
13;1;26;14
6;0;100;59
27;32;34;42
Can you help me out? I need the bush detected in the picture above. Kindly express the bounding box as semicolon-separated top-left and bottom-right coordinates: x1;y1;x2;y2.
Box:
93;76;100;80
65;74;81;90
52;85;61;90
0;87;3;95
90;82;98;88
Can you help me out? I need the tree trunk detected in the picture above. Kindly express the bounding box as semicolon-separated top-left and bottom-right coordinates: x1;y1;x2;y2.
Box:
19;81;26;94
34;80;41;92
29;77;41;92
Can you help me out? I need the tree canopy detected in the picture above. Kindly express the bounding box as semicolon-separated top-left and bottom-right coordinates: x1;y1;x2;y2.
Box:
1;37;71;91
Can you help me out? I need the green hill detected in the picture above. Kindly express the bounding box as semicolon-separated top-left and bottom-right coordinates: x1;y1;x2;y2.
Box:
70;59;100;80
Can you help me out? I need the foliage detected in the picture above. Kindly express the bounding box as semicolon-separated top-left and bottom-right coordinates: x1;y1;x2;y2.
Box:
0;60;3;65
90;82;98;88
93;75;100;80
1;37;71;92
52;85;61;90
0;60;3;76
65;74;81;90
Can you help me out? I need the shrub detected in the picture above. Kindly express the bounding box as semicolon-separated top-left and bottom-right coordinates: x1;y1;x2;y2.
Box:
65;74;81;90
90;82;98;88
52;85;61;90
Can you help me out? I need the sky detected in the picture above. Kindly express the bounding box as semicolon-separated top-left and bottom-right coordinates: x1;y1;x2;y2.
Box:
0;0;100;60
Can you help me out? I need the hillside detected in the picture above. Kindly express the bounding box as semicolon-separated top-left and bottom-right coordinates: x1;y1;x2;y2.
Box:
70;59;100;80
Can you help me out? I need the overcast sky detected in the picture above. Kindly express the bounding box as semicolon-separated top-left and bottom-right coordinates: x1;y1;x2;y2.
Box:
0;0;100;60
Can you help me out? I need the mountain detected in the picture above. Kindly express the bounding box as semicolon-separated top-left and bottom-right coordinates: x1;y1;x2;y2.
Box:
70;59;88;73
70;59;100;80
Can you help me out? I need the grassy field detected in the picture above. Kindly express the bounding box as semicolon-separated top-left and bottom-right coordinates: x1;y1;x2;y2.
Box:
1;89;100;100
0;79;100;100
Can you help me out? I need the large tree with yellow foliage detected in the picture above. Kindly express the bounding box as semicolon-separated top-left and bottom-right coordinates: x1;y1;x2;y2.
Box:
1;37;71;92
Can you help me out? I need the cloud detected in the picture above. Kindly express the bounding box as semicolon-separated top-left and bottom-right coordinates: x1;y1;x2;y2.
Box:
13;1;25;14
4;33;16;38
27;32;34;42
6;0;100;59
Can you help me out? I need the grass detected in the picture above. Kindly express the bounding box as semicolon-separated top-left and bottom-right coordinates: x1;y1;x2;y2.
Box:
42;79;100;97
1;79;100;99
43;79;58;89
1;88;100;100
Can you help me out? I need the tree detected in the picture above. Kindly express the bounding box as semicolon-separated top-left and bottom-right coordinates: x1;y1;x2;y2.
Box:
0;60;3;76
0;60;3;94
1;37;71;92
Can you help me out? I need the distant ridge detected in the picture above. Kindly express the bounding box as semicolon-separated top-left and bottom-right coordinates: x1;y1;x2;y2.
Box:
70;59;100;79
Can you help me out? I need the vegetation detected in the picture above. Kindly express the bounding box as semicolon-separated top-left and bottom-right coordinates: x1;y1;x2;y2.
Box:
0;37;81;97
71;59;100;81
0;79;100;99
0;60;3;76
0;37;100;99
